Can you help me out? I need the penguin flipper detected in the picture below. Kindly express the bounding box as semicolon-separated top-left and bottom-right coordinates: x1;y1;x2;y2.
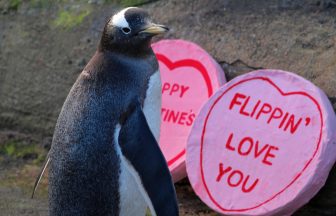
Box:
31;155;50;198
119;101;179;216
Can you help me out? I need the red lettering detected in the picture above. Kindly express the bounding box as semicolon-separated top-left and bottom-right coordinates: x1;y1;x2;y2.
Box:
216;163;232;182
262;146;279;166
162;83;170;94
167;110;179;123
170;84;179;95
279;112;289;129
162;82;190;98
256;103;272;120
238;137;253;156
227;170;244;187
250;100;261;118
229;93;247;110
267;107;283;124
228;93;304;135
254;141;269;158
284;115;302;134
161;108;196;126
180;85;189;98
225;133;235;151
162;108;168;121
178;112;187;125
239;96;251;116
242;175;259;193
186;113;195;126
224;132;279;166
217;164;259;193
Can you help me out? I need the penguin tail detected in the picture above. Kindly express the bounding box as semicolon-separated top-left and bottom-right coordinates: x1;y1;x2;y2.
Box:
31;156;50;198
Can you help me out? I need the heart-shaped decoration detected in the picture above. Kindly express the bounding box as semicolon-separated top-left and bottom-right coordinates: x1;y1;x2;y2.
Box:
187;70;336;215
152;39;226;181
157;54;213;167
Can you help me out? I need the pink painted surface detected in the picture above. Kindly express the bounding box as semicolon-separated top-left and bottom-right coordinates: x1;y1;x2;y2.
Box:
152;39;226;182
186;70;336;215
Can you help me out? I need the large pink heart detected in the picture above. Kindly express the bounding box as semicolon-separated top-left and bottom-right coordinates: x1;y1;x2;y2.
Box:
199;76;323;212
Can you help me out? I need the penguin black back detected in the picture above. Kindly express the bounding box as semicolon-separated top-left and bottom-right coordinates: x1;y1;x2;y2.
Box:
42;7;178;216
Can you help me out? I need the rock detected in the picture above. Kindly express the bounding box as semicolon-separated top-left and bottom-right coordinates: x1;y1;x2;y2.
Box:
76;58;87;68
41;136;52;150
148;0;336;109
147;1;336;215
0;0;335;215
318;0;336;9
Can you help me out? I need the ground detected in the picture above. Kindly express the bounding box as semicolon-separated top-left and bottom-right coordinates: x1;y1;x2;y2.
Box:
0;132;334;216
1;0;336;215
0;131;218;216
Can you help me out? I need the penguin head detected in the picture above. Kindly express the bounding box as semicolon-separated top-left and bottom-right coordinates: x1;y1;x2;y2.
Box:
99;7;168;55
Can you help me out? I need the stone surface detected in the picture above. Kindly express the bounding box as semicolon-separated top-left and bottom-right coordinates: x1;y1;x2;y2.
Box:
0;0;335;215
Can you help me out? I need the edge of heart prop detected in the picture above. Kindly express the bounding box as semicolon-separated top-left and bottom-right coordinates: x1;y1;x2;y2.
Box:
186;69;336;215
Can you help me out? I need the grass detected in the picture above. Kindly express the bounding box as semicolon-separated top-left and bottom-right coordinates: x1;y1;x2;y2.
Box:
53;9;91;29
0;136;49;198
8;0;22;10
0;139;46;164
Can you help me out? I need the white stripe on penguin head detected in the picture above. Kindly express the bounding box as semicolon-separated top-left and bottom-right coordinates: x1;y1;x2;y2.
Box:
109;7;137;28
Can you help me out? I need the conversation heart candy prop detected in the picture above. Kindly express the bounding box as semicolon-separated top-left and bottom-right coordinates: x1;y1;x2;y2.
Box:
152;39;226;182
186;70;336;215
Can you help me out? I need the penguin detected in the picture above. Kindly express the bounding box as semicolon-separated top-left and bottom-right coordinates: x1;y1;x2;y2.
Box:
32;7;179;216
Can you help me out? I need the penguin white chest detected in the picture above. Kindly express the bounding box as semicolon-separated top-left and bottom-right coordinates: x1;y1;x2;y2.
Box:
113;71;162;216
143;71;162;141
114;125;154;216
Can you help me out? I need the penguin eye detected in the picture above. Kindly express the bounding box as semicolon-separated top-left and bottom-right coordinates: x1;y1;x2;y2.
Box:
121;27;131;34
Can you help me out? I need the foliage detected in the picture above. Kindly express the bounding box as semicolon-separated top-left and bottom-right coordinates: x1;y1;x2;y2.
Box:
54;9;91;29
8;0;22;10
0;140;45;164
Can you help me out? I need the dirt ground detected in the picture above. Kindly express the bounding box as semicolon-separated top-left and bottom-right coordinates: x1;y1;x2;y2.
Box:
0;131;219;216
1;0;336;215
0;132;333;216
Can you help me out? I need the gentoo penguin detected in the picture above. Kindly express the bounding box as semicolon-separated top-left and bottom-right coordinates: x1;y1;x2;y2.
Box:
32;7;178;216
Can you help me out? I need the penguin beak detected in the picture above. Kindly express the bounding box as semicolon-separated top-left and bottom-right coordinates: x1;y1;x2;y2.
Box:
138;24;169;36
